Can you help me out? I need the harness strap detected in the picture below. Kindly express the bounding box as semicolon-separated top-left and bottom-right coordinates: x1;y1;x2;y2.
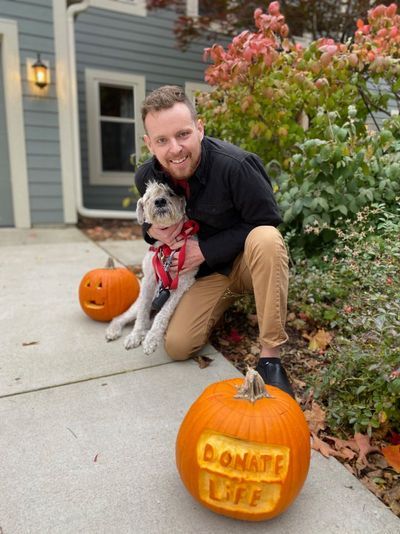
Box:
151;219;199;290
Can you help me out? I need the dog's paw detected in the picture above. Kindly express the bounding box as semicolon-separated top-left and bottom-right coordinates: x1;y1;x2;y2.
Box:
124;330;147;350
105;320;123;341
142;331;161;355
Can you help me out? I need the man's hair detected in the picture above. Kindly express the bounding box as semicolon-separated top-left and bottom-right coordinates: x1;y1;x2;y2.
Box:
141;85;197;126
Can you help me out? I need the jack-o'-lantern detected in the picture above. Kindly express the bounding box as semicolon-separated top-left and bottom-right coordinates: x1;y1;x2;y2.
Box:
176;369;310;522
79;257;140;322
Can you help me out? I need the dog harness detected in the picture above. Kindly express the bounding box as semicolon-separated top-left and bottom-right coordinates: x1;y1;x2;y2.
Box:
150;219;199;291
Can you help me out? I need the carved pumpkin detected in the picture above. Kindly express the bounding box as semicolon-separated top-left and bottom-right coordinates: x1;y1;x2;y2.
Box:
176;369;310;522
79;257;140;322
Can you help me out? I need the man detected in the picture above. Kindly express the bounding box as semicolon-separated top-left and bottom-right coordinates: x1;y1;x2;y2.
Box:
135;85;293;397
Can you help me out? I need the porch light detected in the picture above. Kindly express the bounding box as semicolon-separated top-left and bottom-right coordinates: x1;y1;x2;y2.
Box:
32;53;48;89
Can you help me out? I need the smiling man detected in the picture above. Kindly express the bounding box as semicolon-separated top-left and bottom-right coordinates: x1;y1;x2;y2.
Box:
134;85;293;398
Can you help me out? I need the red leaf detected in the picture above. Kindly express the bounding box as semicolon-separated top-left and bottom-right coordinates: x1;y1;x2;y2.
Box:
388;431;400;445
227;328;243;343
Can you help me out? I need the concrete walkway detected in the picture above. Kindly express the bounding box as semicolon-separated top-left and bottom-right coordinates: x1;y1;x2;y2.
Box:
0;227;398;534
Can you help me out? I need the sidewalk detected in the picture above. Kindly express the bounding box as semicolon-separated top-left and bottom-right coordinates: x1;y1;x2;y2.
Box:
0;227;398;534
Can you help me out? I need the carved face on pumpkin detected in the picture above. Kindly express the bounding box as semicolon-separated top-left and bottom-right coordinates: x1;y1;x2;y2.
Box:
79;258;140;322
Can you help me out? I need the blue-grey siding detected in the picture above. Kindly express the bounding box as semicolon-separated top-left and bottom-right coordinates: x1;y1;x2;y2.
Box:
75;6;221;212
0;41;13;226
0;0;63;225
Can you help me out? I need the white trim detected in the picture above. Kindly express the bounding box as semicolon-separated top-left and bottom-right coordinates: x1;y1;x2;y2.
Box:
0;18;30;228
85;68;145;186
90;0;146;17
185;81;210;104
186;0;198;17
56;0;137;220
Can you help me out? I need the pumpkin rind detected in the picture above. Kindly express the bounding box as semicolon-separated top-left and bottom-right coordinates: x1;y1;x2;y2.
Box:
79;258;140;321
176;375;311;521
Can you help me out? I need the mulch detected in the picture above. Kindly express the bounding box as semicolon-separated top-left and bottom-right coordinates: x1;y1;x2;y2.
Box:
78;217;400;518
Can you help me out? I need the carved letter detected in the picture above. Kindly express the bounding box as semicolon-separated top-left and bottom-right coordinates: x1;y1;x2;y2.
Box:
249;454;259;472
275;454;285;476
220;450;232;468
234;452;248;471
209;476;221;501
203;443;214;462
250;487;263;507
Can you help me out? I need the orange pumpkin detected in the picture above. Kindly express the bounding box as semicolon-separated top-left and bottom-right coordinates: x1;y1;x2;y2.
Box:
176;369;310;522
79;257;140;322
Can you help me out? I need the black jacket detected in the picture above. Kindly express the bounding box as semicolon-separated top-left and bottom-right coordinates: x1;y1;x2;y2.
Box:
135;136;282;277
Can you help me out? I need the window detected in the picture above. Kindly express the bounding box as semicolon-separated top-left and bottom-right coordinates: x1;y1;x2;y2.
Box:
90;0;146;17
85;69;145;186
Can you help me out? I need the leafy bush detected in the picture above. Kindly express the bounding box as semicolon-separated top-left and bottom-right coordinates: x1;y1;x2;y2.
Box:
275;112;400;253
288;203;400;435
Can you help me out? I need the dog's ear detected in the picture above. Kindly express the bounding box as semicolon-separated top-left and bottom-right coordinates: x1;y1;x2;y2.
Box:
136;197;145;225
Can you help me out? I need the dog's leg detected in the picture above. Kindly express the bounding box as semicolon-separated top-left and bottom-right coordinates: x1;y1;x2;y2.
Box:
142;274;196;354
124;254;157;350
105;300;139;341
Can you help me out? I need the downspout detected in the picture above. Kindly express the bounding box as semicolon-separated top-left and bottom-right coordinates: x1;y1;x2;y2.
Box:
66;0;136;219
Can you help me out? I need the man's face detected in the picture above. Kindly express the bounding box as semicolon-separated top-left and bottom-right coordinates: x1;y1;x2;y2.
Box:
144;102;204;180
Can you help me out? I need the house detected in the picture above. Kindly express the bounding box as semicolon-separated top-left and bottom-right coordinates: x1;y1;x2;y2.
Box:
0;0;213;228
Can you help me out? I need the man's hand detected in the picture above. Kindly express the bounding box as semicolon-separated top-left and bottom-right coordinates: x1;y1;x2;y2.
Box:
147;220;184;246
169;238;205;275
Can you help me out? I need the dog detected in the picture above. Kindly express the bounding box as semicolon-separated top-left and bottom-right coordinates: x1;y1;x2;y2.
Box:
105;180;198;354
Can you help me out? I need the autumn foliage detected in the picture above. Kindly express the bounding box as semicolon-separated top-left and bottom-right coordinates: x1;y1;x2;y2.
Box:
199;2;399;166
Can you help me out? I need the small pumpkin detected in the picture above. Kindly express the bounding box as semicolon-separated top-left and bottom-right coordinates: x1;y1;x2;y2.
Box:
79;257;140;322
176;369;310;522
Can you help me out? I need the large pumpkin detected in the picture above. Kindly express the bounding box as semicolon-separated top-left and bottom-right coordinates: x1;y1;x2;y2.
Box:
176;369;310;522
79;257;140;322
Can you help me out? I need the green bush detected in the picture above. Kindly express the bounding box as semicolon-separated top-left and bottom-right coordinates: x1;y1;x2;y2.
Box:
275;112;400;254
288;203;400;434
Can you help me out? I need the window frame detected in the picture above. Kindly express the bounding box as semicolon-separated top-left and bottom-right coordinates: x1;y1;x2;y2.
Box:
85;68;145;186
185;81;210;105
90;0;146;17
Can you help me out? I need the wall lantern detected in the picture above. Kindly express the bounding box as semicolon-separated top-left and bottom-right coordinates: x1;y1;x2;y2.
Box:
31;53;49;89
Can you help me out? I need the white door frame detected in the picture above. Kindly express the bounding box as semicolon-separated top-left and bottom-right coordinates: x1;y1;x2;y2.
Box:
0;18;30;228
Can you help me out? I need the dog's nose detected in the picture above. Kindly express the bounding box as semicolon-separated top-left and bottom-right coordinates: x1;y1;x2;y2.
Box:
154;197;167;208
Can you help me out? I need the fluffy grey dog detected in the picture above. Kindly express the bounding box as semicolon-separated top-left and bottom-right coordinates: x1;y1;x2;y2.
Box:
105;181;198;354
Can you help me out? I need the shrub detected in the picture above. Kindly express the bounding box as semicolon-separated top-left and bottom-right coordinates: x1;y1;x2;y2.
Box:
275;112;400;254
288;203;400;435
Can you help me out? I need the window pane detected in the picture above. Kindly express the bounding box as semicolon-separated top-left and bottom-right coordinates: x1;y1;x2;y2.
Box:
101;121;135;172
100;84;134;118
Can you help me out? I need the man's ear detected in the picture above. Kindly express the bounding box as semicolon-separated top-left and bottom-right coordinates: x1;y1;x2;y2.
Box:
144;134;153;155
136;197;145;224
197;119;205;141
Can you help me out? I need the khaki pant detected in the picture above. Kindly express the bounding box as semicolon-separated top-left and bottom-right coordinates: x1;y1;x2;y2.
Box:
165;226;289;360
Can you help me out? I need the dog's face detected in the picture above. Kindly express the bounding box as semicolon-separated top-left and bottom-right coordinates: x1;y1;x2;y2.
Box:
136;181;186;227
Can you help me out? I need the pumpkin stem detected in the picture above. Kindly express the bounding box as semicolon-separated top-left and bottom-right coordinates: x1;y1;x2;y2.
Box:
234;368;272;403
106;257;116;269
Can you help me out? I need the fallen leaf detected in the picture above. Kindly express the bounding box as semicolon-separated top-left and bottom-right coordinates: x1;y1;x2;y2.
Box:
22;341;39;346
388;431;400;445
304;401;326;434
311;433;336;458
354;433;381;467
308;329;333;352
247;314;258;326
226;328;243;343
193;355;214;369
382;444;400;473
